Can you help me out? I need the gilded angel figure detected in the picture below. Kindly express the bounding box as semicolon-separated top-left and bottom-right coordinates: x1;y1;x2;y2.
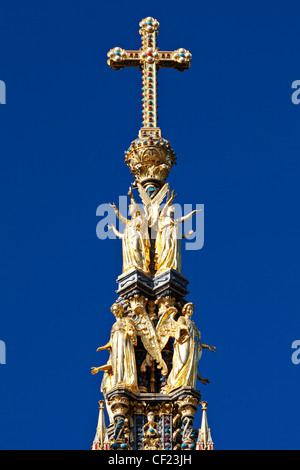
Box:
154;191;200;275
91;303;138;394
156;302;215;394
108;187;150;274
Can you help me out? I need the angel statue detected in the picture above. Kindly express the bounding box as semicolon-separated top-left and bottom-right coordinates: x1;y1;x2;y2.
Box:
154;191;200;275
108;187;150;274
91;302;138;394
155;302;216;394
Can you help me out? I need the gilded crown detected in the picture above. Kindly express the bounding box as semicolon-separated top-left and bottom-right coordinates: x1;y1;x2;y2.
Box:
124;128;176;189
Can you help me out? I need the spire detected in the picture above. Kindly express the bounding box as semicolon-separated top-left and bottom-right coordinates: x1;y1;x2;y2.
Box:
91;17;216;451
196;401;214;450
92;400;107;450
103;430;110;450
207;428;214;449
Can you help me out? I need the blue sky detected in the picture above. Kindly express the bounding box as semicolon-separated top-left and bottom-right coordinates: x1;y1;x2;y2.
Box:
1;0;300;450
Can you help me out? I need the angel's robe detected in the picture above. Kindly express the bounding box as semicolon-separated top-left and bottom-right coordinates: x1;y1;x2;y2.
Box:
101;316;138;395
155;215;181;274
122;213;150;274
163;315;202;392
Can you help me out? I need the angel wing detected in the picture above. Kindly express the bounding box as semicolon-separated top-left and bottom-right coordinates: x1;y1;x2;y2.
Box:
137;182;169;207
137;182;169;229
152;183;169;206
136;182;151;208
156;307;178;351
129;305;168;375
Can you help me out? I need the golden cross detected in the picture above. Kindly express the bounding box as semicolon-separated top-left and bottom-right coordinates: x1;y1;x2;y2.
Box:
107;17;191;129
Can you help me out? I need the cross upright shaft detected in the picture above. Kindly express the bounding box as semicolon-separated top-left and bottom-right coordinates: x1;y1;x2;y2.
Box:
107;17;192;129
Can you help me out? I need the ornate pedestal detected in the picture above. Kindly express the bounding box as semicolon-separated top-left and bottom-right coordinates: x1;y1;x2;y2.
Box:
105;387;200;451
116;268;189;302
91;268;214;451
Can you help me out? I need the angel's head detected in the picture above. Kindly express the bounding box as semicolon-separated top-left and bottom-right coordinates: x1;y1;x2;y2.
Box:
168;205;175;215
182;302;195;317
129;203;141;217
162;204;175;218
111;302;125;318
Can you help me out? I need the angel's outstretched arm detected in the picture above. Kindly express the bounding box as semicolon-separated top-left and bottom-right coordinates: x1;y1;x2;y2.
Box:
91;364;112;375
128;186;136;206
176;209;201;224
108;224;123;239
182;229;194;239
109;202;128;225
202;343;216;353
97;341;112;351
197;372;210;384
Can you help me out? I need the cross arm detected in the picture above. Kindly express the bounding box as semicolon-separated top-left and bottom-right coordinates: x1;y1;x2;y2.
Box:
107;48;142;70
157;49;192;71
